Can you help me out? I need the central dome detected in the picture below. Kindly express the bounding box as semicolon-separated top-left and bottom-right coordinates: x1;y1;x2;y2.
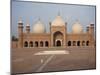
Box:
72;21;83;34
51;15;65;26
33;19;45;33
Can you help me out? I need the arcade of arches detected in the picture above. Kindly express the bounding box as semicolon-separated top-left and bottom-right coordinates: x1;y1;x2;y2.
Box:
24;40;90;47
23;31;91;48
24;41;49;47
67;40;89;46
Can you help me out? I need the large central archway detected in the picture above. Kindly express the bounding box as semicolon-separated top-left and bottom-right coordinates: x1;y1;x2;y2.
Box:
53;31;63;47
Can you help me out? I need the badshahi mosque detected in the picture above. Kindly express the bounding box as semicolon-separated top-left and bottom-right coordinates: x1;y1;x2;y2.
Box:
12;14;95;48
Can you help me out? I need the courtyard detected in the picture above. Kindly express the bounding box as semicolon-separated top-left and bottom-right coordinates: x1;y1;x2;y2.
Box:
11;47;96;74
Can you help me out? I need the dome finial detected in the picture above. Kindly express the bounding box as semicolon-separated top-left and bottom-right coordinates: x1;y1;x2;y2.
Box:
58;11;61;16
18;16;23;23
38;16;41;21
75;19;80;24
76;19;79;22
19;16;22;20
26;18;30;26
51;12;65;26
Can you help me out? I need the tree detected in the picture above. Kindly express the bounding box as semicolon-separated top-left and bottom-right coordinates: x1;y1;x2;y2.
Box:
12;35;18;41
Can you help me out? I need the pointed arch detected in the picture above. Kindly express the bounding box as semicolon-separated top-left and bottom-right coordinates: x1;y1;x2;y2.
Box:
40;41;43;47
45;41;49;47
35;41;38;47
86;41;89;46
56;40;61;46
24;41;28;47
73;41;76;46
82;41;85;46
77;41;80;46
53;31;63;46
29;41;33;47
68;41;71;46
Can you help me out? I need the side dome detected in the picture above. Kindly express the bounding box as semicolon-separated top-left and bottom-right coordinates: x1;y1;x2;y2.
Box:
51;15;65;26
33;19;45;33
72;21;83;34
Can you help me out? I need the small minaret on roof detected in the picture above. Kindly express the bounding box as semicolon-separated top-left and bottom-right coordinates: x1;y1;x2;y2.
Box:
18;17;23;24
18;17;23;29
26;19;30;26
86;25;90;33
26;19;30;33
18;17;23;48
90;22;94;27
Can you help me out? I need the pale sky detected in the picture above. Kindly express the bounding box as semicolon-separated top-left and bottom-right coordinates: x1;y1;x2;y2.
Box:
11;0;96;37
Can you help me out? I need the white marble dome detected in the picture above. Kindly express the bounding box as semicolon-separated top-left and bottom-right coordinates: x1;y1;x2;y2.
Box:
72;21;83;34
33;20;45;33
51;15;65;26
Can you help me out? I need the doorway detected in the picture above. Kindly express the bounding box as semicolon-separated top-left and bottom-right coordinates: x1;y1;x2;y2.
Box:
56;40;61;46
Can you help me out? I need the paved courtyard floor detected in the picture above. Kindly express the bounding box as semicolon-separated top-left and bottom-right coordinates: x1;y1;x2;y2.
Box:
11;47;96;74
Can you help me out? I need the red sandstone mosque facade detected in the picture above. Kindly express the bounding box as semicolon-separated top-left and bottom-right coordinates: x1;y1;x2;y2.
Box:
12;14;95;48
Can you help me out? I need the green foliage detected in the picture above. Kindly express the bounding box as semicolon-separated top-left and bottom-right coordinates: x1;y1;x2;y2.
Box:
12;35;18;41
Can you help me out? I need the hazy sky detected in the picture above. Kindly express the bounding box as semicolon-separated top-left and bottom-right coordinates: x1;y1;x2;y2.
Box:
11;0;96;37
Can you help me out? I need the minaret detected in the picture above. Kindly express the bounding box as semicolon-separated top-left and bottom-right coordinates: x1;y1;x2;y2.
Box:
65;22;67;31
86;23;95;46
26;20;30;33
90;23;94;37
87;23;94;36
49;21;51;32
18;17;23;48
86;26;89;33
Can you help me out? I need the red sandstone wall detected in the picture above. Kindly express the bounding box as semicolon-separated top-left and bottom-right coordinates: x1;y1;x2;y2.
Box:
11;41;18;48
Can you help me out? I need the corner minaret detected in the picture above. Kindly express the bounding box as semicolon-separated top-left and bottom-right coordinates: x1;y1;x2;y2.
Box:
86;23;95;46
86;26;89;33
18;17;23;48
89;23;94;37
87;23;94;36
26;21;30;33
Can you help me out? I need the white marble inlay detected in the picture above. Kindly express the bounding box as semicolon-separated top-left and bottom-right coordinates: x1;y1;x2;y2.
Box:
34;50;69;55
